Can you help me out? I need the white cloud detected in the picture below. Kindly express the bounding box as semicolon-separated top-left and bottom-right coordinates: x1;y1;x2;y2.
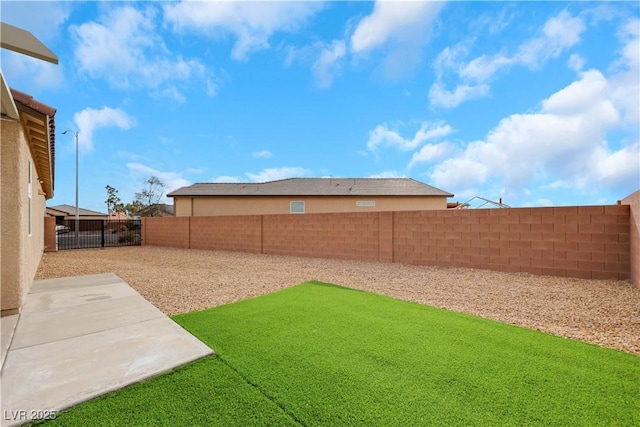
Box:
159;86;187;104
350;1;442;53
429;82;490;109
0;2;69;91
610;19;640;127
593;141;640;188
72;107;135;152
472;5;516;36
541;70;617;119
515;11;585;69
312;40;347;89
431;156;493;194
408;142;454;169
350;1;443;79
432;42;470;80
126;162;191;200
367;121;453;152
252;150;273;159
245;167;310;182
163;1;322;61
567;54;585;72
284;39;347;88
459;53;512;82
430;10;586;109
367;171;406;178
71;5;212;98
428;67;639;201
0;1;72;42
213;175;241;183
1;52;65;91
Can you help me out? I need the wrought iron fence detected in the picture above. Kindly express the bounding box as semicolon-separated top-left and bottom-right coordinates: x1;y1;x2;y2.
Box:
56;219;142;250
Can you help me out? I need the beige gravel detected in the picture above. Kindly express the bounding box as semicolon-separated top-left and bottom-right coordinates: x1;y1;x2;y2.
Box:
35;246;640;355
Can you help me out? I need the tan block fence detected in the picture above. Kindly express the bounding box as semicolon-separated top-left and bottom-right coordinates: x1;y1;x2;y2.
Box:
142;194;640;289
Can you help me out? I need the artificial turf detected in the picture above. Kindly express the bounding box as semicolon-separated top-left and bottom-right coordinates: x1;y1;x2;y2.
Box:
43;282;639;426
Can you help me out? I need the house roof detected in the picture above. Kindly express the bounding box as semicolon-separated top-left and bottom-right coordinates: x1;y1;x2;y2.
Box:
0;22;58;64
135;203;174;216
47;204;107;217
10;88;56;199
168;178;454;198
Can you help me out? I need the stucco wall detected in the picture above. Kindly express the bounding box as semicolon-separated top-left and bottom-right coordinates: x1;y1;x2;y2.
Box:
173;195;446;217
622;191;640;290
1;118;47;316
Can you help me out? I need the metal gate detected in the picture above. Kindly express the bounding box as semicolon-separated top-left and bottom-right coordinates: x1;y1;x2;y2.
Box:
56;219;142;250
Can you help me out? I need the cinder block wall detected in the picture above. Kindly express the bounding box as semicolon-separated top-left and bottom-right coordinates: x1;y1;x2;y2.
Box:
142;217;190;248
190;216;261;252
263;212;381;261
44;216;57;252
393;205;630;280
622;191;640;289
143;204;633;281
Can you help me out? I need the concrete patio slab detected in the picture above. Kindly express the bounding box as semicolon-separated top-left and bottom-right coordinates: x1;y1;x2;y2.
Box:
29;272;123;293
21;281;139;314
0;315;19;372
12;293;165;349
1;273;213;427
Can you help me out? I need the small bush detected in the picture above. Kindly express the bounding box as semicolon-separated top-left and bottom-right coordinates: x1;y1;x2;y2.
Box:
118;232;136;243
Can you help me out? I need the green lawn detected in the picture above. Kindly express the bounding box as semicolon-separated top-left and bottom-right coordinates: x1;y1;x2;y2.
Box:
43;282;639;426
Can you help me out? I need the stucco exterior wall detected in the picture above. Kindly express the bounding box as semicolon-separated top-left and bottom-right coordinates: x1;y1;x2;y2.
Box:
174;195;446;217
1;118;47;316
175;198;192;216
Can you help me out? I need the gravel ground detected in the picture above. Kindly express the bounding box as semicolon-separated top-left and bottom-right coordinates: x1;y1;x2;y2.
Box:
35;246;640;355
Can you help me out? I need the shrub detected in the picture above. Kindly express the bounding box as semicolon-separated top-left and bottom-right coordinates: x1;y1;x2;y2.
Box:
118;232;137;243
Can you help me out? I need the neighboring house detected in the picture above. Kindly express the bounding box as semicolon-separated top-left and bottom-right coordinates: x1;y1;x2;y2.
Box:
135;203;173;217
168;178;453;217
107;211;130;221
1;22;58;316
46;204;108;221
46;205;108;232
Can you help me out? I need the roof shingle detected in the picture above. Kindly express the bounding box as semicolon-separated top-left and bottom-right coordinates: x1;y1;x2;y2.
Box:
168;178;453;198
47;204;107;216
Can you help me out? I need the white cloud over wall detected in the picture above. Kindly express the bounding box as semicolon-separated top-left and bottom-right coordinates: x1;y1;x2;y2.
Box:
368;16;639;203
408;142;454;169
429;68;639;199
72;107;135;152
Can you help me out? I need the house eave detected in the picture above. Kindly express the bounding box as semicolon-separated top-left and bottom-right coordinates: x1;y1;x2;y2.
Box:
0;22;59;64
11;89;56;199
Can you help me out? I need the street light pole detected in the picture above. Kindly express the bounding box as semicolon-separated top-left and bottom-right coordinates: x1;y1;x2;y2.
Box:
62;130;79;248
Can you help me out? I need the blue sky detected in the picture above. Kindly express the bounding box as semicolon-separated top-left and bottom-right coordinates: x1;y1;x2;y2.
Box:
2;1;639;213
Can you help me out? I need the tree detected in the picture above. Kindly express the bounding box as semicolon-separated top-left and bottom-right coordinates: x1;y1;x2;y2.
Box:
134;176;167;217
105;185;123;215
122;201;144;217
